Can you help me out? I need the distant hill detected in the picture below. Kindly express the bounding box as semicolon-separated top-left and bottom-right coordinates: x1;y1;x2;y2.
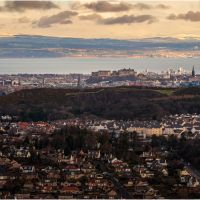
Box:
0;87;200;121
0;35;200;58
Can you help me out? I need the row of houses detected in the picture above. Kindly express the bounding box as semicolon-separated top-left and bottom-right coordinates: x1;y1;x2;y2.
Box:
0;149;120;199
58;114;200;139
1;113;200;139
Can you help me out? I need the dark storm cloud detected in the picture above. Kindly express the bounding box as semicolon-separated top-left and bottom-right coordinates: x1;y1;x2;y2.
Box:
84;1;132;12
0;1;59;12
99;15;157;25
167;11;200;22
34;11;78;28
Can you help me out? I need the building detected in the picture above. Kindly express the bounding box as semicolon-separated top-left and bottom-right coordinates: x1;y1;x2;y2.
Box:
91;68;137;78
192;66;195;77
118;68;137;76
77;74;81;89
126;122;163;137
188;75;200;83
92;71;111;77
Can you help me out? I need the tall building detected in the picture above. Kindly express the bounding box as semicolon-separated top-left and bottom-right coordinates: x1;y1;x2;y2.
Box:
42;78;45;87
18;77;21;86
118;68;137;76
192;66;195;77
92;70;111;77
77;74;81;89
178;67;184;75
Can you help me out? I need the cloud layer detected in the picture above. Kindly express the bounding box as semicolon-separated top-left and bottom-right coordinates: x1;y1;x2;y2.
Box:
133;3;152;10
156;4;170;9
99;15;157;25
84;1;132;12
79;14;102;21
18;17;31;23
1;0;199;40
34;11;78;28
0;1;59;12
168;11;200;22
83;1;170;12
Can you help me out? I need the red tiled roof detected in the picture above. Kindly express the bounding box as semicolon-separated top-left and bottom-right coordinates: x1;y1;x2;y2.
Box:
61;186;80;193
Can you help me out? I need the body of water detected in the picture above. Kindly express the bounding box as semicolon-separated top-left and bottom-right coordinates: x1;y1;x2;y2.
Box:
0;57;199;74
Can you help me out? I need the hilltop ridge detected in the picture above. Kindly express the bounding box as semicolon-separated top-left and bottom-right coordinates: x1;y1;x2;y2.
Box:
0;87;200;121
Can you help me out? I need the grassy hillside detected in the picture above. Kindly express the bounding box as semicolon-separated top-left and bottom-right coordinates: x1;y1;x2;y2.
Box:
0;87;200;121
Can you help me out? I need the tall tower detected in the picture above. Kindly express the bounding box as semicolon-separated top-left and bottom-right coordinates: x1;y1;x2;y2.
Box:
192;66;195;77
18;77;21;86
42;78;45;87
77;74;81;89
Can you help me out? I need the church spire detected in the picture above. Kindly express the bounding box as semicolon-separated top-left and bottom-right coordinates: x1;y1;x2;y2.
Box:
192;66;195;77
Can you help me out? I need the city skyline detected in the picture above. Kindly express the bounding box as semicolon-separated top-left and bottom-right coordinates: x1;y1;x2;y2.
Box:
1;0;200;39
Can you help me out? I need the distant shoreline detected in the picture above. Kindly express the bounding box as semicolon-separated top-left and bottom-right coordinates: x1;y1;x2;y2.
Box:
0;57;199;75
0;56;199;59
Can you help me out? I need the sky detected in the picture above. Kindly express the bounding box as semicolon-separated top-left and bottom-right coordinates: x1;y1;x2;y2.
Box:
1;0;200;39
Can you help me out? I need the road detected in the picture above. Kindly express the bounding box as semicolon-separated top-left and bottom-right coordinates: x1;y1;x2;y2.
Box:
92;160;132;199
104;172;132;199
184;161;200;182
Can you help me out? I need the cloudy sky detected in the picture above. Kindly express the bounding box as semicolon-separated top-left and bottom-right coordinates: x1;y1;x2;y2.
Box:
1;0;200;39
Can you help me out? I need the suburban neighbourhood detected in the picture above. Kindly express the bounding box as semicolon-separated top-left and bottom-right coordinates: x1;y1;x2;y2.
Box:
0;114;200;198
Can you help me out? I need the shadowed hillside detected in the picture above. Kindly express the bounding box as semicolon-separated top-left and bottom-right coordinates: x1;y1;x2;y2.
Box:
0;87;200;121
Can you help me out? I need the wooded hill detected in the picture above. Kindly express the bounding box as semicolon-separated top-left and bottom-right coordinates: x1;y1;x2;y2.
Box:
0;87;200;121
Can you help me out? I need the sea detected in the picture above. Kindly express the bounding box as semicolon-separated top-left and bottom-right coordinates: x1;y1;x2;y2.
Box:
0;57;199;74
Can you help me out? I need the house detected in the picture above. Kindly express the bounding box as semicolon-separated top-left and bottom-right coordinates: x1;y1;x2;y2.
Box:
133;181;150;198
0;166;13;181
139;168;154;179
179;168;191;183
156;158;168;167
15;193;31;199
127;121;162;136
109;158;124;166
58;195;74;199
20;165;35;173
87;176;113;191
87;150;101;159
9;160;21;170
41;185;54;193
60;185;81;194
36;179;58;193
144;187;158;199
163;126;174;136
22;182;34;191
162;168;168;176
114;163;131;174
81;162;95;174
135;181;150;193
107;189;118;199
0;180;7;189
16;149;31;158
187;177;199;188
63;165;81;173
123;179;134;187
63;165;83;179
47;171;61;179
61;181;81;187
145;158;154;168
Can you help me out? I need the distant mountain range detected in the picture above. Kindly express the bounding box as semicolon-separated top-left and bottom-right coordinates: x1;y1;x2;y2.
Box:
0;35;200;58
